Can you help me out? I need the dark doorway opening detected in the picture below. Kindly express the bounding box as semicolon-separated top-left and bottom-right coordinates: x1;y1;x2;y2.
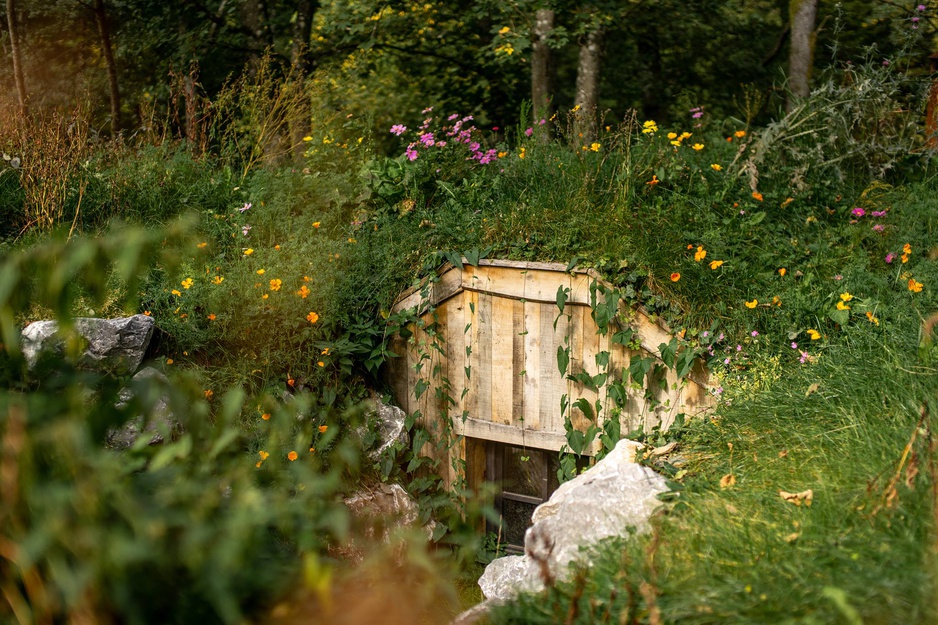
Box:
484;441;587;553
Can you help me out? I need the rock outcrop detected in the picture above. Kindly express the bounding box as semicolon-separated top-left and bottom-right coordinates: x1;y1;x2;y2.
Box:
22;314;155;374
477;438;667;601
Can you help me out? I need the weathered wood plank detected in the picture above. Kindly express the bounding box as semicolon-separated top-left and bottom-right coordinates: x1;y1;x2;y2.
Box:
491;295;515;425
522;296;541;431
455;418;596;455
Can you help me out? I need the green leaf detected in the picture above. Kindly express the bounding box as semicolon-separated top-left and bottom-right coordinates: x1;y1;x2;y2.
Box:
557;345;569;377
828;308;850;326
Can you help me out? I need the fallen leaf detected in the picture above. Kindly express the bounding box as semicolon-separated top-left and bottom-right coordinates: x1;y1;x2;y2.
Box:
805;382;820;397
779;489;813;507
778;449;789;458
720;474;737;488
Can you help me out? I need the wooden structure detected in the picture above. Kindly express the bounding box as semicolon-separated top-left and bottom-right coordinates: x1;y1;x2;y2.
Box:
386;260;713;489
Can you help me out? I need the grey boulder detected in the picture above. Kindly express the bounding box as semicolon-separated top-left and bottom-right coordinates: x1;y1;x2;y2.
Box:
22;314;155;374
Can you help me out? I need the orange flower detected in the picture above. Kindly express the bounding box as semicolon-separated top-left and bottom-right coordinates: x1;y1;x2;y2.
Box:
694;246;706;262
288;378;295;387
313;222;321;228
321;348;330;355
670;272;681;282
269;278;282;291
288;451;298;461
309;447;316;453
296;285;311;298
197;242;208;249
143;311;151;316
303;276;311;282
317;361;325;367
647;175;660;186
735;130;747;138
212;276;224;285
274;244;281;250
752;192;763;202
709;260;724;270
778;268;787;277
909;278;924;293
261;413;271;421
204;389;214;399
262;293;269;299
307;311;320;324
166;358;174;365
207;313;216;320
319;425;328;433
866;311;880;326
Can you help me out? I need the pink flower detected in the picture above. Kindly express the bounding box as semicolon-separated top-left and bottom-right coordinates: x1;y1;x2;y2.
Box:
799;351;809;364
751;330;759;337
872;224;885;232
871;210;887;217
538;119;547;125
851;207;866;217
405;146;418;161
791;342;798;349
239;202;252;213
419;132;435;146
421;106;434;114
390;124;407;136
525;127;533;137
447;113;459;121
885;253;896;263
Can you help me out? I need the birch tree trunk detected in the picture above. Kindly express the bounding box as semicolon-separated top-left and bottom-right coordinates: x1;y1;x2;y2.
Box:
787;0;818;110
93;0;121;132
6;0;28;117
574;27;603;143
531;8;554;141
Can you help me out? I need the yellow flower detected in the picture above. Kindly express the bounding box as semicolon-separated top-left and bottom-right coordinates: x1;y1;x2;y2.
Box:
262;293;269;299
181;278;194;289
667;132;678;139
269;278;282;292
296;285;311;298
321;348;330;355
498;151;507;158
694;246;706;262
519;147;526;159
319;425;328;433
288;451;298;461
348;237;357;243
772;295;782;307
572;105;582;112
909;278;924;293
212;276;224;285
866;311;880;326
166;358;173;365
313;222;321;228
709;260;724;270
710;163;722;171
745;299;758;309
303;275;311;282
317;361;325;367
244;248;254;255
171;289;182;297
670;140;681;147
807;329;821;340
840;292;853;302
779;268;787;277
256;269;265;275
903;243;912;254
274;244;281;250
307;311;320;324
836;300;850;310
670;272;681;282
302;136;313;141
735;130;747;138
197;242;208;249
692;143;704;151
498;26;510;34
641;120;657;134
590;142;601;152
679;132;692;140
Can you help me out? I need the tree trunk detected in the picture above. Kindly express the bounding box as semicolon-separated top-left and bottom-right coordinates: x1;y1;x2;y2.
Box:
290;0;317;160
531;8;554;142
6;0;28;117
574;27;603;144
93;0;121;133
787;0;818;110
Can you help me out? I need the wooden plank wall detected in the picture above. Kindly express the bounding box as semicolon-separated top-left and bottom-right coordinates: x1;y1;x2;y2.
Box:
387;261;714;488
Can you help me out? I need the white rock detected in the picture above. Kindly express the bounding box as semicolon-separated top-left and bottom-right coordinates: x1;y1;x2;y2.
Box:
22;314;155;374
478;438;667;601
